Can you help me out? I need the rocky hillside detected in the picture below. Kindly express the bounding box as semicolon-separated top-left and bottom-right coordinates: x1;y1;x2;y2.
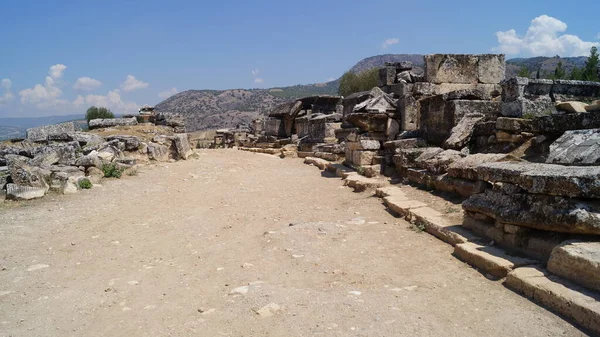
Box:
505;56;588;78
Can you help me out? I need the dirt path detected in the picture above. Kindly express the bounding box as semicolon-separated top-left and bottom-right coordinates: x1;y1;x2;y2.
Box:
0;149;587;336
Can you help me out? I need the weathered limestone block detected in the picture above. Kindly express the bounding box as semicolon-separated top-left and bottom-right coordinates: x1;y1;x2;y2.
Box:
548;241;600;292
393;147;442;170
495;117;535;133
334;127;360;141
434;83;502;97
556;101;588;113
106;135;141;151
88;117;137;129
463;188;600;234
26;122;75;142
29;141;80;167
447;153;515;181
389;82;413;98
398;95;418;131
172;134;192;160
424;54;505;84
386;118;400;140
416;149;465;174
383;138;426;153
351;150;376;166
477;161;600;198
346;139;380;151
420;93;500;145
147;142;170;162
378;66;397;87
5;183;46;200
547;129;600;165
74;153;102;169
443;113;485;150
533;110;600;135
6;155;50;191
264;118;284;137
345;113;388;133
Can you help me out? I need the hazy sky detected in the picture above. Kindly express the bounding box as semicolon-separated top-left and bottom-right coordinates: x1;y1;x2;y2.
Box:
1;0;599;117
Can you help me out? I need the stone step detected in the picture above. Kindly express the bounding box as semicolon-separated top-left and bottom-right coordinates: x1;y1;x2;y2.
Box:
303;157;329;170
547;240;600;293
410;207;480;246
383;196;426;217
506;266;600;335
453;242;537;278
344;174;388;192
326;163;354;178
375;186;407;198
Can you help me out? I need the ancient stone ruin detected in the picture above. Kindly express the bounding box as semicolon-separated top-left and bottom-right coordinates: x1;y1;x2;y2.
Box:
1;112;191;201
235;53;600;333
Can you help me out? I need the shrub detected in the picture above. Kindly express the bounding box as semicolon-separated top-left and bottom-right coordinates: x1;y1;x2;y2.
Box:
102;163;124;178
86;106;115;122
338;68;380;96
78;179;92;189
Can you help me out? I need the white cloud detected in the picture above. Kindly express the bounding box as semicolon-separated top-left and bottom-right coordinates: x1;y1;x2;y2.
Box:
120;75;149;92
73;77;102;91
1;79;12;90
254;78;264;83
19;75;67;108
251;68;260;76
0;78;14;105
49;64;67;79
158;87;178;99
382;38;399;49
251;68;264;84
326;77;335;82
494;15;599;56
75;90;138;113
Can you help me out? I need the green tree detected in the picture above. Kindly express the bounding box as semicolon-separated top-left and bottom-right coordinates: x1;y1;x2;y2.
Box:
535;68;541;79
582;46;599;82
553;61;565;79
86;106;114;122
570;66;583;80
517;66;530;77
338;68;380;96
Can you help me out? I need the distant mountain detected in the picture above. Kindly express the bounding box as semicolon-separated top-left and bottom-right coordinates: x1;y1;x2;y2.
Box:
0;114;86;140
349;54;425;74
505;56;588;78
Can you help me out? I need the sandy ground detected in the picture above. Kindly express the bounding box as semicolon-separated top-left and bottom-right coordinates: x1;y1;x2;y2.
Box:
0;149;588;336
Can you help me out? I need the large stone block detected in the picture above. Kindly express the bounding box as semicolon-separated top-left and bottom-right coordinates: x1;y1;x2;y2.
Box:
447;153;515;180
443;113;485;150
26;122;75;142
378;66;397;87
477;161;600;198
434;83;502;97
350;150;376;166
548;241;600;292
463;188;600;234
5;183;46;200
345;113;388;133
264;118;284;137
425;54;505;84
346;139;380;151
547;129;600;165
88;117;137;129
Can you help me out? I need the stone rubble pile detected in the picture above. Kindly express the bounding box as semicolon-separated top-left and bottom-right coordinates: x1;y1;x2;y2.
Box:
1;119;192;201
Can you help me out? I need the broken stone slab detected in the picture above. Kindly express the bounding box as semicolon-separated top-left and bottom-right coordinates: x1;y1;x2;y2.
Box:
88;117;137;129
346;139;380;151
352;87;397;114
304;157;329;170
74;153;103;169
383;138;427;153
6;156;50;191
396;71;412;83
416;149;465;174
546;129;600;166
5;183;46;200
433;174;489;197
495;117;535;133
556;101;588;113
443;113;485;150
548;241;600;292
447;153;516;181
463;188;600;234
477;161;600;198
393;147;442;170
453;242;537;278
172;134;192;160
26;122;76;142
505;266;600;336
345;113;388;133
344;174;387;192
147;142;169;161
532;110;600;135
374;186;407;198
325;163;354;178
378;66;397;87
105;135;142;152
347;150;376;166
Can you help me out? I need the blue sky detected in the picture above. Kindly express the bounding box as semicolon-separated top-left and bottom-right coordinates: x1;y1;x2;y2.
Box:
1;0;599;117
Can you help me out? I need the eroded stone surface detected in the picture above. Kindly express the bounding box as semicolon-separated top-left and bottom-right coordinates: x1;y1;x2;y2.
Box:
548;241;600;292
547;129;600;166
